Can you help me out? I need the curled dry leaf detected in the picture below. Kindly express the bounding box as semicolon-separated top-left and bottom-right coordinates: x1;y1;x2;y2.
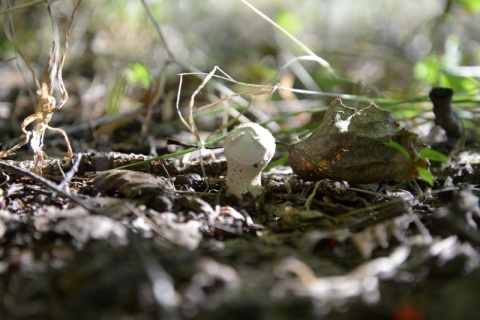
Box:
287;99;429;184
92;170;174;198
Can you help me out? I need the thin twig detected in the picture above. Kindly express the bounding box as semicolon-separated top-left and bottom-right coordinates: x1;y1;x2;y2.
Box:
0;0;46;14
139;0;174;60
305;180;321;211
53;153;83;197
2;0;40;97
0;160;100;214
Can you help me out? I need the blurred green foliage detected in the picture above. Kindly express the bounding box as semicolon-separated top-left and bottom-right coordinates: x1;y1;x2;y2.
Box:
1;0;479;133
414;35;480;94
125;62;151;89
275;11;303;36
420;149;449;163
458;0;480;12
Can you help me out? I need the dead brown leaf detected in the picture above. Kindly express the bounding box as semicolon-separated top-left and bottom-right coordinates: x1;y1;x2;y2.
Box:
92;169;174;198
287;99;429;183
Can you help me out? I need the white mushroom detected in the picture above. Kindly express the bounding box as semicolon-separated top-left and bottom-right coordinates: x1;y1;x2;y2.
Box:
224;123;276;199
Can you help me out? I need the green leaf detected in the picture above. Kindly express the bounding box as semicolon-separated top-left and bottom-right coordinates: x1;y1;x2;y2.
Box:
458;0;480;12
416;167;434;187
124;62;151;88
384;141;410;159
264;154;288;172
414;55;440;84
110;134;226;171
106;76;127;115
275;11;303;36
420;149;449;163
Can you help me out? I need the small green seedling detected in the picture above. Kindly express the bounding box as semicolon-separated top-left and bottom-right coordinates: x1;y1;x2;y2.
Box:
385;141;449;187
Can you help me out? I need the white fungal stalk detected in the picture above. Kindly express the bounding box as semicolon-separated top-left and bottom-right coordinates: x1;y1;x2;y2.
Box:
224;123;276;199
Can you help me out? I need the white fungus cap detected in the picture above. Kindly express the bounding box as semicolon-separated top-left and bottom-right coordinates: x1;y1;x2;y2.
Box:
224;123;276;198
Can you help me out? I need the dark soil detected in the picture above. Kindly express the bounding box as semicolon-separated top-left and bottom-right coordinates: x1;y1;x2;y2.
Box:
1;139;480;320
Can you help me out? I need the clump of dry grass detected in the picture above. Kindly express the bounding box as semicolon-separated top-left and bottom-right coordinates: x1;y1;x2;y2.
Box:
0;0;81;173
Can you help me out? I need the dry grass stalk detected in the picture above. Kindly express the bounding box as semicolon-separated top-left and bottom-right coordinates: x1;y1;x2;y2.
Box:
0;0;82;173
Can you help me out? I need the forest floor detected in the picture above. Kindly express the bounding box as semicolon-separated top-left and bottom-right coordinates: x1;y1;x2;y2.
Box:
1;86;480;320
1;2;480;319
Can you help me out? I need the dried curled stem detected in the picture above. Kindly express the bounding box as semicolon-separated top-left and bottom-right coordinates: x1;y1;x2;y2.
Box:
0;0;82;173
